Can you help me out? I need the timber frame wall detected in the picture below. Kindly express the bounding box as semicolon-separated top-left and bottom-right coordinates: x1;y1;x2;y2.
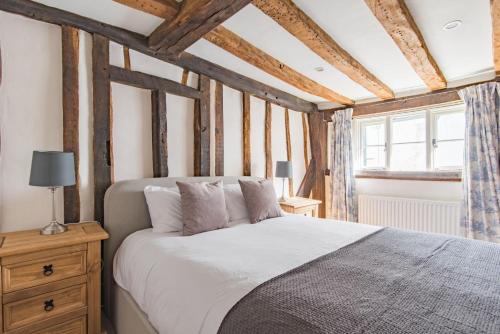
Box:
0;0;329;222
7;0;495;221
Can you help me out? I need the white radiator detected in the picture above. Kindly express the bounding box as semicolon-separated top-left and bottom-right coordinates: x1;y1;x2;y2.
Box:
358;195;462;236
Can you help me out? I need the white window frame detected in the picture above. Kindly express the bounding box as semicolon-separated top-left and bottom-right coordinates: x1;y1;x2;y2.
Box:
354;103;465;173
389;111;427;171
430;105;466;171
356;117;386;170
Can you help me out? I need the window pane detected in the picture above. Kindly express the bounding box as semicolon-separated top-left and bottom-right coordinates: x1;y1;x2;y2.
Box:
436;112;465;140
364;123;385;146
364;146;385;168
391;143;426;171
392;114;426;143
435;140;464;169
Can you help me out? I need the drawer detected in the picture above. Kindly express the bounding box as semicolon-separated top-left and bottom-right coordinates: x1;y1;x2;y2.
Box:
2;251;86;293
3;284;87;331
294;206;314;216
37;316;87;334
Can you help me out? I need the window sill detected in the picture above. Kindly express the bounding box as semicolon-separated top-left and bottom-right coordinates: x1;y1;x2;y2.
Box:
355;170;462;182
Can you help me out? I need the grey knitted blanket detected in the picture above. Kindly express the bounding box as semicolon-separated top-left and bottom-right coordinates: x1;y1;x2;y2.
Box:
218;228;500;334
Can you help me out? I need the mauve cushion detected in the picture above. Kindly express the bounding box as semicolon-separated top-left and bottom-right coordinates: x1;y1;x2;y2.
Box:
238;179;282;223
177;181;229;236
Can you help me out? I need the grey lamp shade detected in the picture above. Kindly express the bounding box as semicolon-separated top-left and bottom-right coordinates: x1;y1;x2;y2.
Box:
29;151;76;187
275;161;293;178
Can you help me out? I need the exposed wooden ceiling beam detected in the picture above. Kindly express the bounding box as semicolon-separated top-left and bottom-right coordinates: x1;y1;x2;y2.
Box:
1;0;317;113
493;0;500;74
113;0;353;105
364;0;447;90
252;0;394;100
113;0;179;19
148;0;252;56
205;26;353;105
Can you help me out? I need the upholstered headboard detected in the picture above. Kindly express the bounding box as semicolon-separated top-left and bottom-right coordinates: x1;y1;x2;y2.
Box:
102;176;260;316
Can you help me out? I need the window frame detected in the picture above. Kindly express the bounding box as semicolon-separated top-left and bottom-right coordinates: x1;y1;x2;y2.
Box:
389;111;427;172
354;103;465;176
357;117;387;170
430;105;466;171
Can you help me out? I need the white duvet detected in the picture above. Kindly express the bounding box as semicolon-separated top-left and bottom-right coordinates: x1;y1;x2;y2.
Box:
113;215;381;334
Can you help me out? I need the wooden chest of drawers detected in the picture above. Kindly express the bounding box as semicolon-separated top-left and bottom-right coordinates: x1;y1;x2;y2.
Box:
0;222;108;334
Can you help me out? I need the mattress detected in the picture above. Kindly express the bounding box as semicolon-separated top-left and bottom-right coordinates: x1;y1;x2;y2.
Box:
113;216;380;334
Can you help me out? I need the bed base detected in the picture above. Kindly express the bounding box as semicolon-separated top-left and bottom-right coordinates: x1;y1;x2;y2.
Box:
103;176;261;333
112;283;158;334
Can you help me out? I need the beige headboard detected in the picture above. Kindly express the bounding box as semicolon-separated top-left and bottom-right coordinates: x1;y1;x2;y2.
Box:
102;176;260;316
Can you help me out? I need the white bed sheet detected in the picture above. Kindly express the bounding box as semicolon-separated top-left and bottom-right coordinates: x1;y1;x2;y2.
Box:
113;216;381;334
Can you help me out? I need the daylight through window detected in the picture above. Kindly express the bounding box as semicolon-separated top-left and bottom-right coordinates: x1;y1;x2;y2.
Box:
354;104;465;172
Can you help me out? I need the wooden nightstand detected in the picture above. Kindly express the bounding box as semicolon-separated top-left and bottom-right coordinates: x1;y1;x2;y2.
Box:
279;197;322;217
0;222;108;334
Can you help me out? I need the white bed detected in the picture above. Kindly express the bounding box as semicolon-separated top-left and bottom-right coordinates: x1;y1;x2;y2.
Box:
113;216;380;334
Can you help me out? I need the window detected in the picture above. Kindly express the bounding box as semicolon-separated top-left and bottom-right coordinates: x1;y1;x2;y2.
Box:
432;110;465;170
391;113;426;171
354;104;465;172
360;118;385;169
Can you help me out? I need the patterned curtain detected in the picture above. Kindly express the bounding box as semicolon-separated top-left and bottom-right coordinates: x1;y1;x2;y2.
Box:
330;108;357;222
459;82;500;243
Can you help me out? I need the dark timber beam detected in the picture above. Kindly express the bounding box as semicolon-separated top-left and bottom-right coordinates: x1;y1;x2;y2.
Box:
194;75;211;176
174;53;316;113
265;101;272;180
308;110;327;218
61;25;80;224
123;46;131;70
242;92;251;176
148;0;252;56
0;0;316;113
109;66;202;99
296;159;316;198
323;76;500;120
301;113;309;170
215;81;224;176
151;89;168;177
181;69;190;85
284;108;294;197
92;34;113;225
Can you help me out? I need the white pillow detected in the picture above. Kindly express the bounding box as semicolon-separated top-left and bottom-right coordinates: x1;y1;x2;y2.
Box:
224;184;249;222
144;185;183;233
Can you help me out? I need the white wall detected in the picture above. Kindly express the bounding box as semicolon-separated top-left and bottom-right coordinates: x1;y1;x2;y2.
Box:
166;93;195;177
0;14;309;232
78;31;94;221
356;179;462;202
223;86;243;176
0;13;64;232
112;83;153;182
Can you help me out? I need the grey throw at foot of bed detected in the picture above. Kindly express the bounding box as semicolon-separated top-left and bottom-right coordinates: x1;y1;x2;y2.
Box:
218;228;500;334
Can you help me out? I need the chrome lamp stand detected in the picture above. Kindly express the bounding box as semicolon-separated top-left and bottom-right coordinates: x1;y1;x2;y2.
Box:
40;187;68;235
278;177;288;202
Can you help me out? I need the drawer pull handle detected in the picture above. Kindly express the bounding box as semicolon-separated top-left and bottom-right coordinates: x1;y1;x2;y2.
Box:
43;264;53;276
44;299;54;312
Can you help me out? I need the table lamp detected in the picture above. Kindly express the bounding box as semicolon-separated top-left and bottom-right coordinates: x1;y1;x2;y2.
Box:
29;151;76;235
275;161;292;202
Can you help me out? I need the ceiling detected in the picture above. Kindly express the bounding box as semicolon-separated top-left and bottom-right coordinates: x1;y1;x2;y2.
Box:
33;0;495;108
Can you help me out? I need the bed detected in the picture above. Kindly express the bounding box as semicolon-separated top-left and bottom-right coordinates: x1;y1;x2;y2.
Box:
104;177;500;334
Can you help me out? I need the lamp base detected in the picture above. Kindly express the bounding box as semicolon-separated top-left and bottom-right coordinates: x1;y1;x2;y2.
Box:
40;221;68;235
278;196;287;203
